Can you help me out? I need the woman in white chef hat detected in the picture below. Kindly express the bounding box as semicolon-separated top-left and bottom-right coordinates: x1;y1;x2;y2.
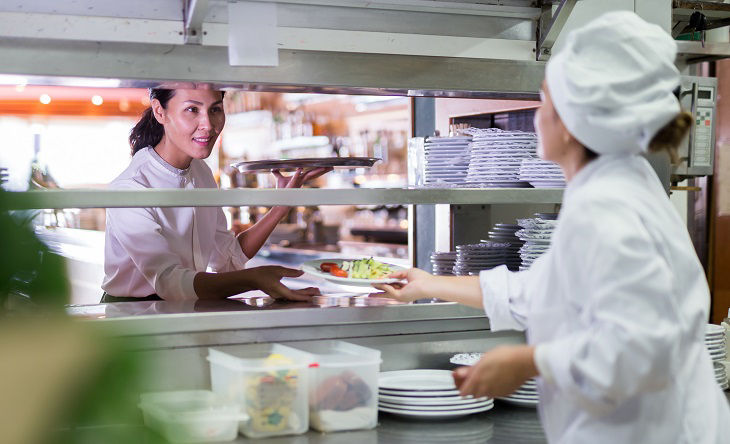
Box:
102;87;329;303
376;11;730;443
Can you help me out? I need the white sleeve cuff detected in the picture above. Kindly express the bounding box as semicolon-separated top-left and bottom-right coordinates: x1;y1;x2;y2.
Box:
479;265;527;331
155;265;199;301
534;343;556;385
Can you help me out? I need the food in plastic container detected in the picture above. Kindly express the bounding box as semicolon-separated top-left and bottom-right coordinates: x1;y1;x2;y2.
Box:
138;390;247;443
290;341;381;432
207;344;311;438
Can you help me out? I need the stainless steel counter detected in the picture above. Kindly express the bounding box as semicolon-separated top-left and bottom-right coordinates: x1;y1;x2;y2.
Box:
68;299;487;337
59;401;547;444
56;391;730;444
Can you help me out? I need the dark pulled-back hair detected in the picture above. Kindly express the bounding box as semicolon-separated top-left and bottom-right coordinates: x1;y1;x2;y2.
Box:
582;111;692;164
129;89;176;156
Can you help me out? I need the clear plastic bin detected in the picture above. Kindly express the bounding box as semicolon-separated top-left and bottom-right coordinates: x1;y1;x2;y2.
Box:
290;341;381;432
207;344;311;438
138;390;247;443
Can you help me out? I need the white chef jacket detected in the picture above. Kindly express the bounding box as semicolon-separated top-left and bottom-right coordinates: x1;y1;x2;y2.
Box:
102;147;248;300
480;154;730;443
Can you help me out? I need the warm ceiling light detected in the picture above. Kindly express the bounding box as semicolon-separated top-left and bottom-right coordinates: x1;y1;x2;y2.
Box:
39;94;51;104
119;98;130;112
91;95;104;106
15;84;25;92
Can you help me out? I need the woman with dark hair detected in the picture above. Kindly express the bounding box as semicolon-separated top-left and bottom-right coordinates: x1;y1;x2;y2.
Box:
102;88;330;302
375;11;729;444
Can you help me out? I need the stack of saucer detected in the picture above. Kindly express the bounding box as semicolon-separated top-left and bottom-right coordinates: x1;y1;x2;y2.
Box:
706;324;727;362
516;214;558;270
483;223;523;271
378;370;494;420
519;158;566;188
423;136;472;187
465;128;537;188
450;353;538;408
713;362;728;390
497;379;539;408
431;251;457;276
453;242;514;275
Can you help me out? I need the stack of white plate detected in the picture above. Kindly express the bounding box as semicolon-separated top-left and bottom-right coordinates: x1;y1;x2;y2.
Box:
706;324;727;361
465;128;537;188
519;158;566;188
378;370;494;420
450;353;538;408
453;242;517;275
497;379;539;408
423;136;472;187
516;214;558;271
431;251;457;276
713;361;728;390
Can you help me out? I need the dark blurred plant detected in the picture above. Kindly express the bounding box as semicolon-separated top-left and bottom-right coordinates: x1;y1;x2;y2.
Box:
0;190;163;444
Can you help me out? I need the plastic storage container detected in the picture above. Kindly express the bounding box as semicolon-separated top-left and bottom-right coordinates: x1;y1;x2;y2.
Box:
290;341;381;432
208;344;311;438
138;390;247;443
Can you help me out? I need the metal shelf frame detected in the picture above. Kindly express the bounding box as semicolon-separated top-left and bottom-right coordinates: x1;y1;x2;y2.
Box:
0;0;586;99
1;188;564;210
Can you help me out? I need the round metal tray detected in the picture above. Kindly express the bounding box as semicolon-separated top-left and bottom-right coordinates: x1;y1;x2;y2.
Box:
231;157;380;172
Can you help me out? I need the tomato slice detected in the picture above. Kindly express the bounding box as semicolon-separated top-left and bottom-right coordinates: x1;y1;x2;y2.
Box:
330;266;348;278
320;262;338;272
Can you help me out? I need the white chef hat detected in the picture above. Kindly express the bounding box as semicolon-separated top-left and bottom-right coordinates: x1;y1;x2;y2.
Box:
545;11;681;156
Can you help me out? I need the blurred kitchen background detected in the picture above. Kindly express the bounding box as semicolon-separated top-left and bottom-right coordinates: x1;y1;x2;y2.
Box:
0;85;411;260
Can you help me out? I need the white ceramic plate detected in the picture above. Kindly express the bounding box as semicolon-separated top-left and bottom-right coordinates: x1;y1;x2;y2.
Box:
505;392;539;400
378;402;494;419
379;370;457;391
302;259;406;287
379;388;462;397
706;324;725;335
497;397;538;408
378;394;489;406
379;399;493;411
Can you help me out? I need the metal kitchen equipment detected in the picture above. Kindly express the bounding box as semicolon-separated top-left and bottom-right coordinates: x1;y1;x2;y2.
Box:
675;75;718;178
231;157;380;173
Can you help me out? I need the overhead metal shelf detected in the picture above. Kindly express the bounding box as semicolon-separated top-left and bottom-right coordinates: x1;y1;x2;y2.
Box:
1;188;564;210
0;1;587;98
0;39;545;99
673;0;730;64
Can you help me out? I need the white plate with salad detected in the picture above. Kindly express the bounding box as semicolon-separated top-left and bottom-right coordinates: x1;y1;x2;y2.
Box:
301;258;406;287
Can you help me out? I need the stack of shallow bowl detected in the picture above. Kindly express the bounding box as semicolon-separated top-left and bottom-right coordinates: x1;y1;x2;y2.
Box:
519;158;566;188
496;379;539;408
483;223;523;271
453;242;513;276
706;324;728;390
516;214;558;271
713;362;728;391
465;128;537;188
430;251;457;276
423;136;472;187
378;370;494;420
451;353;538;408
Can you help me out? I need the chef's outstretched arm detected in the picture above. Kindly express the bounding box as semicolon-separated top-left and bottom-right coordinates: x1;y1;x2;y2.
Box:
193;266;320;301
374;268;483;308
236;167;331;258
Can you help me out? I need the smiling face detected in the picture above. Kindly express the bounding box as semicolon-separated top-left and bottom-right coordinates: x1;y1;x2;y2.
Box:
151;89;225;166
